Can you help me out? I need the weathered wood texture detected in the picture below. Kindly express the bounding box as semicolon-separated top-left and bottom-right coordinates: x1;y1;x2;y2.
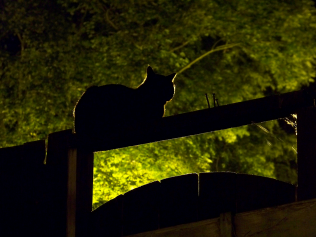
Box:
46;129;94;237
219;212;233;237
235;197;316;237
92;172;295;236
77;89;314;152
125;198;316;237
123;218;220;237
0;140;47;237
297;107;316;201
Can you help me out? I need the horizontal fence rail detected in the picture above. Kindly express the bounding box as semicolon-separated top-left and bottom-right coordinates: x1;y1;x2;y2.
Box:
75;89;315;152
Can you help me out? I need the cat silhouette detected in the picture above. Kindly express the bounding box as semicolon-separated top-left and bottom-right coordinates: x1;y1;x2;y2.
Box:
74;66;176;138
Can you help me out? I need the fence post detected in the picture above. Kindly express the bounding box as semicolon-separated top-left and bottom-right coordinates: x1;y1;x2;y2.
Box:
297;106;316;201
46;129;94;237
75;147;94;237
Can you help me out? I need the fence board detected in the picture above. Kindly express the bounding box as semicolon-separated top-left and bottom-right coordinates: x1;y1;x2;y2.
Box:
46;129;73;237
126;198;316;237
235;198;316;237
75;148;94;237
20;140;47;236
124;218;220;237
236;174;296;213
0;144;23;237
199;172;236;220
92;195;123;237
160;174;198;228
123;181;160;236
0;140;47;237
46;129;94;237
22;140;46;165
219;212;233;237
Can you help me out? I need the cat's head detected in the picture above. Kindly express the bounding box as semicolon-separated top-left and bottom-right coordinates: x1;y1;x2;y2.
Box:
140;66;176;102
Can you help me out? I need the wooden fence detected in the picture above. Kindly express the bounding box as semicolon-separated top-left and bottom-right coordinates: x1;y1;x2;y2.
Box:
91;172;296;236
0;140;49;236
1;88;316;237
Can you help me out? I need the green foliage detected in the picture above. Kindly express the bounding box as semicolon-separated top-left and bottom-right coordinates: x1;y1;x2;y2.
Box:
0;0;315;209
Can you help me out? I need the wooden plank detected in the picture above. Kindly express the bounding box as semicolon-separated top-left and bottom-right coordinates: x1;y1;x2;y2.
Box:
76;89;314;152
22;140;46;165
236;174;295;213
75;148;94;237
0;144;23;237
297;107;316;201
21;140;47;237
123;181;160;236
91;195;123;237
235;198;316;237
219;212;233;237
0;141;47;237
125;198;316;237
67;148;77;237
46;129;93;237
198;172;236;220
160;174;198;228
0;144;22;165
46;129;73;237
124;218;220;237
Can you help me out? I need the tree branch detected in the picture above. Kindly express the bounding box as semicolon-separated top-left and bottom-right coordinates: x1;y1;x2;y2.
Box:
98;2;119;31
176;43;240;74
105;9;119;30
16;33;24;56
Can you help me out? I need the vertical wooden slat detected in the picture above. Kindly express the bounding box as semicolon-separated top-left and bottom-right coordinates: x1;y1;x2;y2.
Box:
75;148;94;237
0;145;23;237
67;148;77;237
92;195;123;237
297;107;316;201
21;140;47;237
46;130;94;237
236;174;295;213
160;174;198;228
123;181;160;236
22;140;46;165
198;172;236;220
220;212;233;237
46;129;73;237
0;140;46;237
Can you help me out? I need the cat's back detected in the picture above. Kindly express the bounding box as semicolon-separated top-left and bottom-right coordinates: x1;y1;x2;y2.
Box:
77;84;134;106
97;84;134;99
74;84;136;134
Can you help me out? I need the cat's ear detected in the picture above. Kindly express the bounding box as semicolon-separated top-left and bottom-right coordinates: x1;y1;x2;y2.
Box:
167;73;177;82
147;66;155;75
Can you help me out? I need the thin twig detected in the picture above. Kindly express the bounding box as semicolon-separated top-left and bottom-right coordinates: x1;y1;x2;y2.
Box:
205;93;211;109
170;41;190;52
16;33;24;54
